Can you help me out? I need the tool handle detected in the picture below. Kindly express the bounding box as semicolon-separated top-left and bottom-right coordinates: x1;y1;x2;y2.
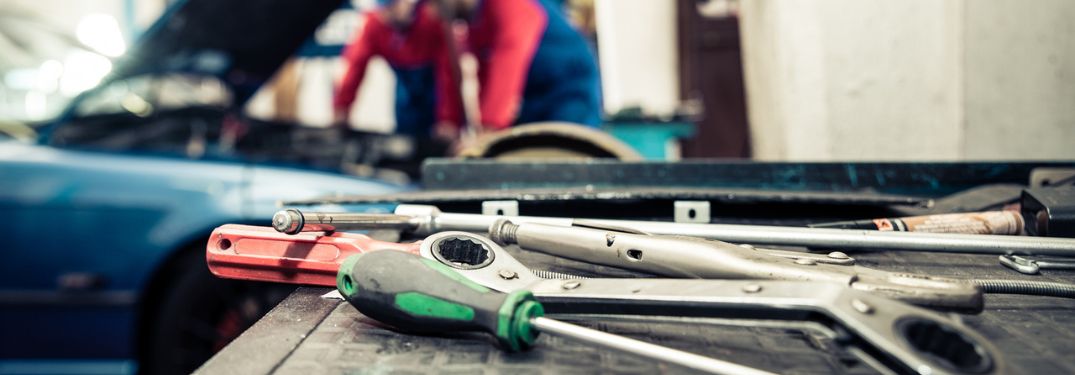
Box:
337;250;543;351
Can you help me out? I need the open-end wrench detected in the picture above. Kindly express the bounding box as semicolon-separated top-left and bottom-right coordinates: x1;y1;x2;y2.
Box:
417;231;1005;375
999;254;1075;275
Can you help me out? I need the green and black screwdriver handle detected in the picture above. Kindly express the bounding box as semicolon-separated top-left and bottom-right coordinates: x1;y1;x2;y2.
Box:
337;249;542;351
335;250;777;375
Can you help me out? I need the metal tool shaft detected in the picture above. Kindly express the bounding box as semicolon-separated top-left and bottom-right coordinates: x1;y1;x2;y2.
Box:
529;317;776;375
393;205;1075;256
273;209;416;234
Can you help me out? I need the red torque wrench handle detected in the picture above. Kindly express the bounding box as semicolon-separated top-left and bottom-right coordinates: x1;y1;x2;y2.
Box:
206;224;421;286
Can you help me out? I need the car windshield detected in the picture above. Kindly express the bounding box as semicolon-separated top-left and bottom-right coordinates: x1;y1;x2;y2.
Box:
72;74;232;118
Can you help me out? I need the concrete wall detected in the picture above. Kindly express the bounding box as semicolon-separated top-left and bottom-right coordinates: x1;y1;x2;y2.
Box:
595;0;680;116
740;0;1075;160
963;0;1075;159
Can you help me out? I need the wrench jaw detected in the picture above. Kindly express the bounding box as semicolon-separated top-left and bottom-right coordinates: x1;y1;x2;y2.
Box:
824;287;1001;375
530;279;1003;375
419;231;543;293
848;270;985;314
420;232;1005;375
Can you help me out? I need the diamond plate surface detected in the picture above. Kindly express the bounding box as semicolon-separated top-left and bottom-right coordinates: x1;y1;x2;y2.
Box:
207;245;1075;375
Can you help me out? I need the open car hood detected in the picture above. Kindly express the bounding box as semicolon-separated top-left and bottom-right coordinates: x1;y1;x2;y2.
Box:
103;0;343;105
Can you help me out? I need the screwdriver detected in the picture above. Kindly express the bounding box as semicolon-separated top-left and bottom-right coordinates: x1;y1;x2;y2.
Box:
335;250;775;375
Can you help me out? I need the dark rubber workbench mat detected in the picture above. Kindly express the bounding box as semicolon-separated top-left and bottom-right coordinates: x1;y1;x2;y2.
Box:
199;246;1075;375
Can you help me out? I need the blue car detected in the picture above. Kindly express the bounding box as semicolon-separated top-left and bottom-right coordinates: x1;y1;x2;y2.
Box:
0;0;406;374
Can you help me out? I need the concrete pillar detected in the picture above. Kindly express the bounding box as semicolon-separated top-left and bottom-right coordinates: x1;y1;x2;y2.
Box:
739;0;1075;160
595;0;680;116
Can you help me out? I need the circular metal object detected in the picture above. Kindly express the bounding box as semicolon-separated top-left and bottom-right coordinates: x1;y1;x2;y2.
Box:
430;236;495;270
561;280;582;290
827;251;850;260
498;269;519;280
273;209;303;234
851;298;874;314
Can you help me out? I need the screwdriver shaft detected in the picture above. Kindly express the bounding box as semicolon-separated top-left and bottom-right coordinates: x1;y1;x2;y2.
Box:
530;317;776;375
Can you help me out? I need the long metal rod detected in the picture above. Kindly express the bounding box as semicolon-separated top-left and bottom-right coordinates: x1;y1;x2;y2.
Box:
529;317;776;375
276;206;1075;256
401;206;1075;256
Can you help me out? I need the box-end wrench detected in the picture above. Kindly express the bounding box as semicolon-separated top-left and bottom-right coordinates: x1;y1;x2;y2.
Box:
417;231;1005;375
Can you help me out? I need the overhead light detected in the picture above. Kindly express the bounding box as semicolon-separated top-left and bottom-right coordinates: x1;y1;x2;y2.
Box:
60;50;112;96
76;14;127;57
37;60;64;92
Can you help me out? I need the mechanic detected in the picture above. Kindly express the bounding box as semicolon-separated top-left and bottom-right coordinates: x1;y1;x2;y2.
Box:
333;0;447;139
434;0;603;138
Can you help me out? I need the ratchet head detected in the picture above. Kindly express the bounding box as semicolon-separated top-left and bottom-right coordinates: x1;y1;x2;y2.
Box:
419;231;542;293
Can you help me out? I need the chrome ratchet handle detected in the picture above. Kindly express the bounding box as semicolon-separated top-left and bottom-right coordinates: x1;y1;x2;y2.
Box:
527;278;1002;375
272;209;417;234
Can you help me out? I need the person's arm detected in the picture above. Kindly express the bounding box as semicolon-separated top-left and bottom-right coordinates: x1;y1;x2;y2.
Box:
333;14;383;119
478;0;547;129
434;21;464;128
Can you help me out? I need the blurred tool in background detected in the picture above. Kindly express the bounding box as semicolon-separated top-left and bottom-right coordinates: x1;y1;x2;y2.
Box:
1021;188;1075;238
810;210;1025;235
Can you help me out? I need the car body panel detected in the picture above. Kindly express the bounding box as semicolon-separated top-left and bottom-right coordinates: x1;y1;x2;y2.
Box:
0;140;404;361
2;0;403;369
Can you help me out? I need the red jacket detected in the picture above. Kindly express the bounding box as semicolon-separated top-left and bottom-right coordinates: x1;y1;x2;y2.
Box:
438;0;548;129
333;5;448;113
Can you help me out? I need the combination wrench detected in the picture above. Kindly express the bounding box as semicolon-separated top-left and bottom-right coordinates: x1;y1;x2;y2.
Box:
416;231;1005;375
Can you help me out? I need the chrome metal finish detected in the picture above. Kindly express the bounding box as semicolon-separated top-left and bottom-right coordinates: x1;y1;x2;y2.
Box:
419;232;541;289
999;254;1075;275
273;209;416;234
392;204;1075;256
482;200;519;216
418;232;1006;375
422;233;499;271
530;317;775;375
752;247;856;266
674;201;711;223
491;220;983;311
561;280;582;290
272;209;303;234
